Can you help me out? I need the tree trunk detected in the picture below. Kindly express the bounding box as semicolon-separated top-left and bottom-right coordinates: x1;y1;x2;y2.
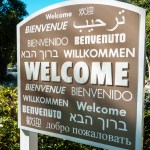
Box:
0;54;8;81
146;56;150;80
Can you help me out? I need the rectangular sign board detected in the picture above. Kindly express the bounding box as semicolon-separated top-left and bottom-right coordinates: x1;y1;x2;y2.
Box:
17;0;145;149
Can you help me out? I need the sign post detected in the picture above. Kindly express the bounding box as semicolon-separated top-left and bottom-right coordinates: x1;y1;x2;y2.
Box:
17;0;145;149
20;130;38;150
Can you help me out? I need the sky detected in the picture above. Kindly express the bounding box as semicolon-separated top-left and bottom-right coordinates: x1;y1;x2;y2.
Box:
22;0;67;15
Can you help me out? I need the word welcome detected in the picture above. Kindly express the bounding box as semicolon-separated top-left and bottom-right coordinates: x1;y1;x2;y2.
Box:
24;61;129;86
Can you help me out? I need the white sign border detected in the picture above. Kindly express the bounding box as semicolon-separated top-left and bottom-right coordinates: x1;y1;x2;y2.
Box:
17;0;146;150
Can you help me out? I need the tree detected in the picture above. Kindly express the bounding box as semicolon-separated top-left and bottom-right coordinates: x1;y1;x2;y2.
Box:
146;11;150;79
118;0;150;79
131;0;150;79
0;0;28;81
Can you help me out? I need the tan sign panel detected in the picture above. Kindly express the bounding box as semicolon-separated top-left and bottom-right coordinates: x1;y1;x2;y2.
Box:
17;1;145;149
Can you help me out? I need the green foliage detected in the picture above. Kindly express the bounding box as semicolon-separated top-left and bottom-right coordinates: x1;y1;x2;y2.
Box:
0;0;28;80
144;90;150;149
0;86;20;150
131;0;150;79
38;134;102;150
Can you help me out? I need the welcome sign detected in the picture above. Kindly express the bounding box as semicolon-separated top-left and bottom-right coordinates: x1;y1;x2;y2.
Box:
17;1;145;149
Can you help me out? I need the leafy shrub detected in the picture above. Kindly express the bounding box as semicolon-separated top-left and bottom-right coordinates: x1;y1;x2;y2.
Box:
0;86;19;150
144;90;150;149
38;134;102;150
